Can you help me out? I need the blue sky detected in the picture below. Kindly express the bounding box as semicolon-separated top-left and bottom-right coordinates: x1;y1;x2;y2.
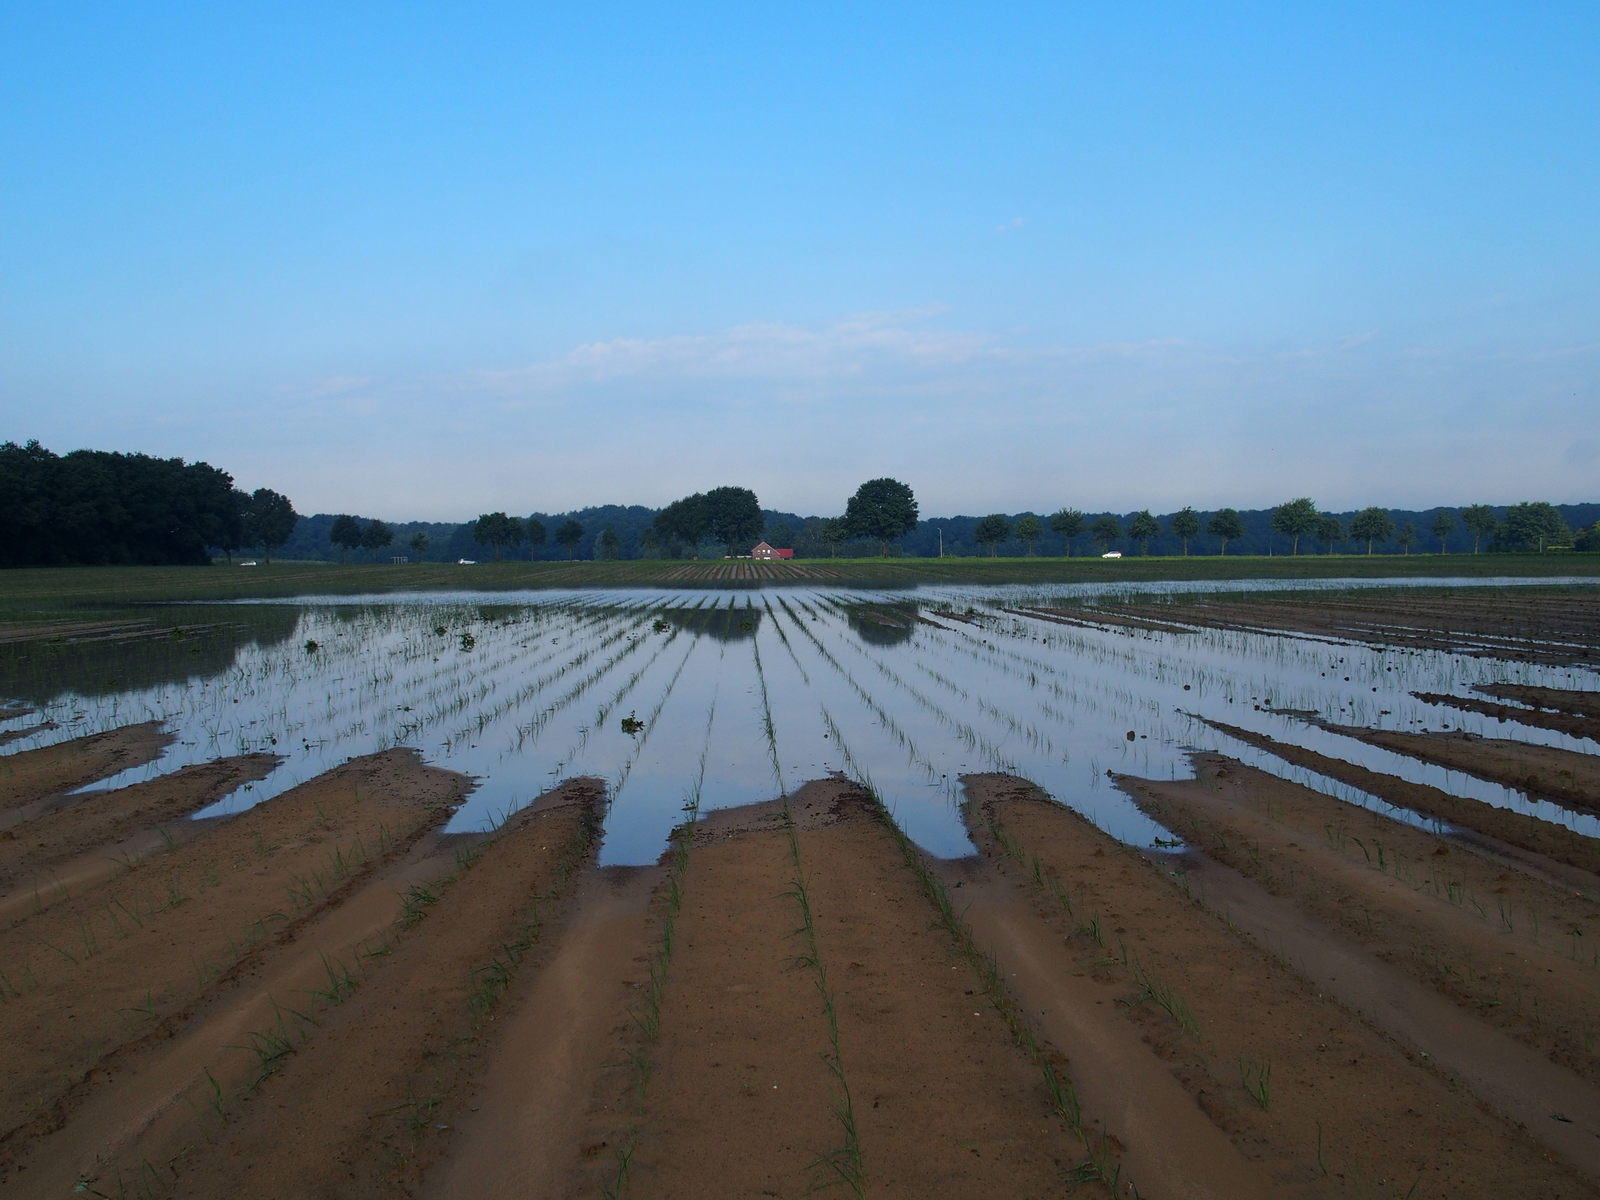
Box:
3;2;1596;519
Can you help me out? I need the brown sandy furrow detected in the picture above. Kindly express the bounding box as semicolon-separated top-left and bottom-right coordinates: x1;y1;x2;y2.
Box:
0;749;468;1156
1203;718;1600;881
1119;757;1600;1085
588;789;851;1199
425;864;660;1200
146;778;605;1200
0;754;279;892
797;786;1094;1196
0;722;56;747
1481;685;1600;721
0;722;172;812
6;832;468;1199
1317;722;1600;814
964;775;1600;1196
1414;690;1600;743
1036;588;1600;666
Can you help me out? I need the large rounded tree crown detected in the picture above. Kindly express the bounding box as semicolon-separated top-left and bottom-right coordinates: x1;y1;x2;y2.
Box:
845;478;918;556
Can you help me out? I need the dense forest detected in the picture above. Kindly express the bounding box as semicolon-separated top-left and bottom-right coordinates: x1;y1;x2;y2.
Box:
0;440;295;567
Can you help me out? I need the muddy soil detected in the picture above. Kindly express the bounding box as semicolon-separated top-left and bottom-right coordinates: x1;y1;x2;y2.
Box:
1117;757;1600;1088
963;773;1600;1197
1032;586;1600;666
1414;688;1600;744
1204;718;1600;881
1315;721;1600;814
0;753;279;893
0;722;172;812
562;779;1100;1199
0;748;468;1166
1482;685;1600;719
135;778;606;1200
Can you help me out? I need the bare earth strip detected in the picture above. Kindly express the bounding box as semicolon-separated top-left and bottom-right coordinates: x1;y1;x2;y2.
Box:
0;753;279;894
149;777;606;1200
572;795;843;1199
1312;722;1600;815
1202;717;1600;881
1479;685;1600;722
1115;758;1600;1169
1413;689;1600;744
0;748;468;1170
963;774;1600;1196
0;723;172;813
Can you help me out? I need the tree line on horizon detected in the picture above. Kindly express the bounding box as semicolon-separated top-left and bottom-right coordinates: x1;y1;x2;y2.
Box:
3;441;1596;567
0;440;297;567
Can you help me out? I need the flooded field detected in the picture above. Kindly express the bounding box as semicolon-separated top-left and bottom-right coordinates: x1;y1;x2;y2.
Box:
1;578;1597;1198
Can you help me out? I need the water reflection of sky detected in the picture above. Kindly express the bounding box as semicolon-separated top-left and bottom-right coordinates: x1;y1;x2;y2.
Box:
1;578;1595;865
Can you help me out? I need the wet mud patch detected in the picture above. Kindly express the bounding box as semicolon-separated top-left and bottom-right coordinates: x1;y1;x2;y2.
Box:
0;722;172;813
962;772;1600;1197
0;748;469;1170
1117;757;1600;1087
1414;688;1600;744
1204;717;1600;881
0;753;279;894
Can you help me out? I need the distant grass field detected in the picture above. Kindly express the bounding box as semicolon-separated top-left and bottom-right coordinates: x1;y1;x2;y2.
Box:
0;552;1594;627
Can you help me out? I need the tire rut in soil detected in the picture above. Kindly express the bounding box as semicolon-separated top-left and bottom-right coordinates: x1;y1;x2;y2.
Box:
963;772;1600;1197
0;748;469;1168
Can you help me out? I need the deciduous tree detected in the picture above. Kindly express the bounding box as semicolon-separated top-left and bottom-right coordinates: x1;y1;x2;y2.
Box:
1317;515;1343;555
820;517;849;557
1170;507;1200;556
329;514;363;565
1207;508;1245;555
472;512;524;562
1430;509;1455;554
1460;504;1497;554
361;519;393;560
1014;514;1043;555
1396;521;1416;555
845;478;919;556
245;488;298;564
974;514;1011;556
1091;514;1122;553
654;495;708;557
598;526;621;560
554;518;586;559
525;517;547;556
1349;506;1395;554
1270;497;1320;555
1128;510;1160;555
408;531;429;563
703;486;763;553
1502;501;1569;552
1049;508;1084;556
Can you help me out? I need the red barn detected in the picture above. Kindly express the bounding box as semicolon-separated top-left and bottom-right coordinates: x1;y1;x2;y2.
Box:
751;541;794;560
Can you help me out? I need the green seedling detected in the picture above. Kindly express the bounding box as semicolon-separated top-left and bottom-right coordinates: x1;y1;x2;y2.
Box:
1239;1055;1272;1109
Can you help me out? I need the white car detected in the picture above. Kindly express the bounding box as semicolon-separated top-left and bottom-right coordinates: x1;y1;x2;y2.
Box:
457;558;477;565
239;560;258;567
1101;551;1122;559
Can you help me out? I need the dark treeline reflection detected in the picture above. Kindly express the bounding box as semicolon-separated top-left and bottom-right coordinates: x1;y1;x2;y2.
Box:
0;606;302;706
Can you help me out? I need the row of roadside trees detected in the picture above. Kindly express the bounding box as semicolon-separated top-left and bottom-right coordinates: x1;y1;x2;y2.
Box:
963;500;1581;557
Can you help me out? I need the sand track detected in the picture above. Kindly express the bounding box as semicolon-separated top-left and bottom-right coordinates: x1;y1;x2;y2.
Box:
963;773;1599;1196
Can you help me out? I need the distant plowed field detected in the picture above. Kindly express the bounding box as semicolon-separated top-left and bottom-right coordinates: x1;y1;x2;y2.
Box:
1;580;1596;1196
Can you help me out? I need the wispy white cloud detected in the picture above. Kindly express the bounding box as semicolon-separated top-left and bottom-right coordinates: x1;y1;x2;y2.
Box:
992;217;1027;233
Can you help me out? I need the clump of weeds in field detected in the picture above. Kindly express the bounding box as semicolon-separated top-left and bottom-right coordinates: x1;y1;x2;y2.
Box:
1238;1055;1272;1109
